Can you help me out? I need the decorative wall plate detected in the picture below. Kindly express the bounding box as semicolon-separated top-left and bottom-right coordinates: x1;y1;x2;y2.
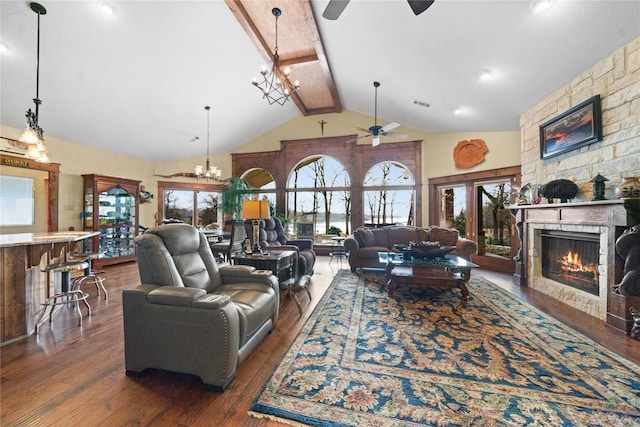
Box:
453;139;488;169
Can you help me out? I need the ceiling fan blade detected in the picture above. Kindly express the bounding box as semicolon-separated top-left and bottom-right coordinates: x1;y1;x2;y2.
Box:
323;0;350;20
372;135;381;147
382;132;408;139
407;0;435;16
380;122;400;132
346;133;371;143
355;127;371;133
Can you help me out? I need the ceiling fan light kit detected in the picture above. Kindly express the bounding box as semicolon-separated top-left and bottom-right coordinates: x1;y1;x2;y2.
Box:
252;7;300;106
353;81;407;147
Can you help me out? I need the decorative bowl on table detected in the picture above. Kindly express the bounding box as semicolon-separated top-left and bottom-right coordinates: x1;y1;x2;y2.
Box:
395;242;456;259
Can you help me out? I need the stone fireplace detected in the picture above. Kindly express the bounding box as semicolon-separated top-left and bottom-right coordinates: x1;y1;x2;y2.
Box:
512;200;639;333
528;222;609;319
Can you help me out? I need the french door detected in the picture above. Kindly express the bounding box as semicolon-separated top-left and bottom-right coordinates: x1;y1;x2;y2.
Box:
429;166;520;273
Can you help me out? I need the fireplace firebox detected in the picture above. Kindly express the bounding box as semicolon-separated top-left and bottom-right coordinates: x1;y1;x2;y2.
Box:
541;230;600;296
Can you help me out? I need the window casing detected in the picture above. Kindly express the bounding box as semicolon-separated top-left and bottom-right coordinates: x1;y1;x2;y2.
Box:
157;181;224;227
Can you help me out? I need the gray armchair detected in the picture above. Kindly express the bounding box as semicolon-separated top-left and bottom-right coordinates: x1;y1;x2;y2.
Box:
123;224;279;391
249;217;316;278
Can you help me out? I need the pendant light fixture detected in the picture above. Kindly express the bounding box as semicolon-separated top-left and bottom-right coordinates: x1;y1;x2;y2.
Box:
20;2;50;163
194;106;222;181
251;7;300;106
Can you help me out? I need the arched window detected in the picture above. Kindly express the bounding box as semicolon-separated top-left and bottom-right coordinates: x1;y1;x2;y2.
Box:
363;162;415;227
231;136;422;234
242;168;276;210
286;155;350;239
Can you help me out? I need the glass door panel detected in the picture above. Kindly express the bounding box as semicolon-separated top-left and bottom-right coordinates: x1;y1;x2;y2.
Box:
438;185;467;237
99;187;136;259
476;181;512;260
430;167;519;273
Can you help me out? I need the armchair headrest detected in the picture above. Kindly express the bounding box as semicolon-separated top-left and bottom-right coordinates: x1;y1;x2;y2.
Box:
259;217;287;246
146;223;201;255
135;223;222;291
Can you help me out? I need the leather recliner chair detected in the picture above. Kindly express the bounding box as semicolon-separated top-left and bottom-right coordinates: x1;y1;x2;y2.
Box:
122;223;279;391
248;217;316;278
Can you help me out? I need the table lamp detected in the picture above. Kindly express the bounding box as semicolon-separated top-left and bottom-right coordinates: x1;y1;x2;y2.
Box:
242;200;270;254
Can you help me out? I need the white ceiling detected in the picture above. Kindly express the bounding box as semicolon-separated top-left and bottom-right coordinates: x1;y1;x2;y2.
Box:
1;0;638;163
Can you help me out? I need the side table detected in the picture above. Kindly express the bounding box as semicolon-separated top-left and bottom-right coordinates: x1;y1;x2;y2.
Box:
232;250;310;316
329;236;346;266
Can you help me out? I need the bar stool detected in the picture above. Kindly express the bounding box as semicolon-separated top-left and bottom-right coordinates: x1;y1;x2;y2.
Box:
36;261;91;333
70;252;108;299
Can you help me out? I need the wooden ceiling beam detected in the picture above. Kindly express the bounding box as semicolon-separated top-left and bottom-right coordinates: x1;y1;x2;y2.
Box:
224;0;341;116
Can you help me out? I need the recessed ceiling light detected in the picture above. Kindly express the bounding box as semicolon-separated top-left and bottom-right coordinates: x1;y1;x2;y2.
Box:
98;1;114;15
478;69;493;81
453;107;463;115
530;0;555;13
0;43;8;54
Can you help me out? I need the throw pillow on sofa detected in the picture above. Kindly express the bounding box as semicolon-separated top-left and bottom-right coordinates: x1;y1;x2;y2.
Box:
428;227;459;246
354;227;376;247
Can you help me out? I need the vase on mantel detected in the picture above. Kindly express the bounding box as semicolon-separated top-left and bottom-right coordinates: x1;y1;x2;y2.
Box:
615;177;640;199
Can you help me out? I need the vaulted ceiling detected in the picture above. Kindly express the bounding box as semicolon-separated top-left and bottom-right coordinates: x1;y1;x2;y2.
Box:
1;1;638;162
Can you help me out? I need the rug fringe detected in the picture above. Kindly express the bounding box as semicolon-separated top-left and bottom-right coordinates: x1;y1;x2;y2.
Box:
247;411;311;427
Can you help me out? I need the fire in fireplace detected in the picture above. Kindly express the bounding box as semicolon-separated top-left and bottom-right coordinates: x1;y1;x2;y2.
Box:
541;230;600;295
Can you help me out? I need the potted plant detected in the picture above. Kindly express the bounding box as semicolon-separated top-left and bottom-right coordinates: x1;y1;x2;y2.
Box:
221;177;250;220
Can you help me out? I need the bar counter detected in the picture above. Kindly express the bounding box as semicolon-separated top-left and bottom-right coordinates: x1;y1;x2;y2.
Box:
0;231;99;344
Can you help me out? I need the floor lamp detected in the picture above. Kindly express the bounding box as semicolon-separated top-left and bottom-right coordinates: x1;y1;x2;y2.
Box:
242;200;270;254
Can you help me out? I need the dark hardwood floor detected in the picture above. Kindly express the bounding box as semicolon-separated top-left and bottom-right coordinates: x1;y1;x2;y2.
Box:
1;257;638;426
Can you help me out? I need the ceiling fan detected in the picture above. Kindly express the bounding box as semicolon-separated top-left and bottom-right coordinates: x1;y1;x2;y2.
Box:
323;0;434;20
352;81;407;147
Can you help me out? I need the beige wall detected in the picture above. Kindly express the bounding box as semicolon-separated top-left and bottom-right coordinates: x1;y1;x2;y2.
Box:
520;37;640;200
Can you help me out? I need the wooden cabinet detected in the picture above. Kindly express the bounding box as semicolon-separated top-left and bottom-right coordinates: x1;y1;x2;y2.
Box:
82;174;141;267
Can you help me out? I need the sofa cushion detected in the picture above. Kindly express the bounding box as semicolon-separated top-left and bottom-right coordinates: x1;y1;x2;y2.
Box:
354;227;376;247
372;228;389;248
428;227;459;246
386;226;421;246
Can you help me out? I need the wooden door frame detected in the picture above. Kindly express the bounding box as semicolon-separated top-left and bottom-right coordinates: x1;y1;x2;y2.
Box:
428;166;521;272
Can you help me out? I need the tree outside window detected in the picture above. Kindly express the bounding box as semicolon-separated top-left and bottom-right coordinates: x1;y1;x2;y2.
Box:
287;156;350;239
363;162;415;227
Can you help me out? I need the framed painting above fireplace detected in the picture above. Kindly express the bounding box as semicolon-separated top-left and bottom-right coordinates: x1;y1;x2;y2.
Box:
540;95;602;160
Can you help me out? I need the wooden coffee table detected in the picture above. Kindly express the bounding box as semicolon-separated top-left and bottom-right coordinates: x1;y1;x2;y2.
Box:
379;252;478;306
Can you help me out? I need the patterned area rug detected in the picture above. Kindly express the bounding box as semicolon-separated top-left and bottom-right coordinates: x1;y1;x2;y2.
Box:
249;271;640;426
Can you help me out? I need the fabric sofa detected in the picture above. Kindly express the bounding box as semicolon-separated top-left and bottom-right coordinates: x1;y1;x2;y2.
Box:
122;224;279;391
344;225;478;272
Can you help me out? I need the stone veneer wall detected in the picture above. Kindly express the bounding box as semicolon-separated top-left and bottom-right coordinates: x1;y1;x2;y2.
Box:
520;37;640;198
